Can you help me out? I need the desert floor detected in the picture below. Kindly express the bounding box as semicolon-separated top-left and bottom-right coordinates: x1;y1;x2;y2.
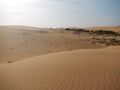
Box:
0;26;120;90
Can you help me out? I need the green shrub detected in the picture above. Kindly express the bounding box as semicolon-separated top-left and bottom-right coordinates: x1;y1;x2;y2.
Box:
93;30;119;36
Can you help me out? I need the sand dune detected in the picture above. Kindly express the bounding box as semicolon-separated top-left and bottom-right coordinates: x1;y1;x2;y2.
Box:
85;26;120;32
1;26;120;63
0;26;104;63
0;26;120;90
0;46;120;90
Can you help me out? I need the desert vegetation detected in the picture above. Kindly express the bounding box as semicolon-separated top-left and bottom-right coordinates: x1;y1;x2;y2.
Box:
64;27;120;46
92;30;120;36
92;37;120;46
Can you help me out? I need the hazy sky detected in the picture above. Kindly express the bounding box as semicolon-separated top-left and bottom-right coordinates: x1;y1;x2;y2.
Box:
0;0;120;27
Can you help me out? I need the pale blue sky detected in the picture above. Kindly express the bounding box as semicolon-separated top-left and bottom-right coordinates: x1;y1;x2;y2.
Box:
0;0;120;27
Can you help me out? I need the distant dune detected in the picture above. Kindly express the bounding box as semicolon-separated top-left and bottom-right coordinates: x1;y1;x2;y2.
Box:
0;46;120;90
85;26;120;32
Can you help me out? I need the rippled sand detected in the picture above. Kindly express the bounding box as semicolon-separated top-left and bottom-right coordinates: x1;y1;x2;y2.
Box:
0;46;120;90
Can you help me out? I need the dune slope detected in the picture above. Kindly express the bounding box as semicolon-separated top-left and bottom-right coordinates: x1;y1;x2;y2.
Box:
0;46;120;90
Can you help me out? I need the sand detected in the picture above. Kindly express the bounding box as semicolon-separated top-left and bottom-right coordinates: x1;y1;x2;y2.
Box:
0;26;104;63
0;46;120;90
0;26;120;90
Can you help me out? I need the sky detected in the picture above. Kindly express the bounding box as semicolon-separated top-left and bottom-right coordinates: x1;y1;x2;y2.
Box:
0;0;120;28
